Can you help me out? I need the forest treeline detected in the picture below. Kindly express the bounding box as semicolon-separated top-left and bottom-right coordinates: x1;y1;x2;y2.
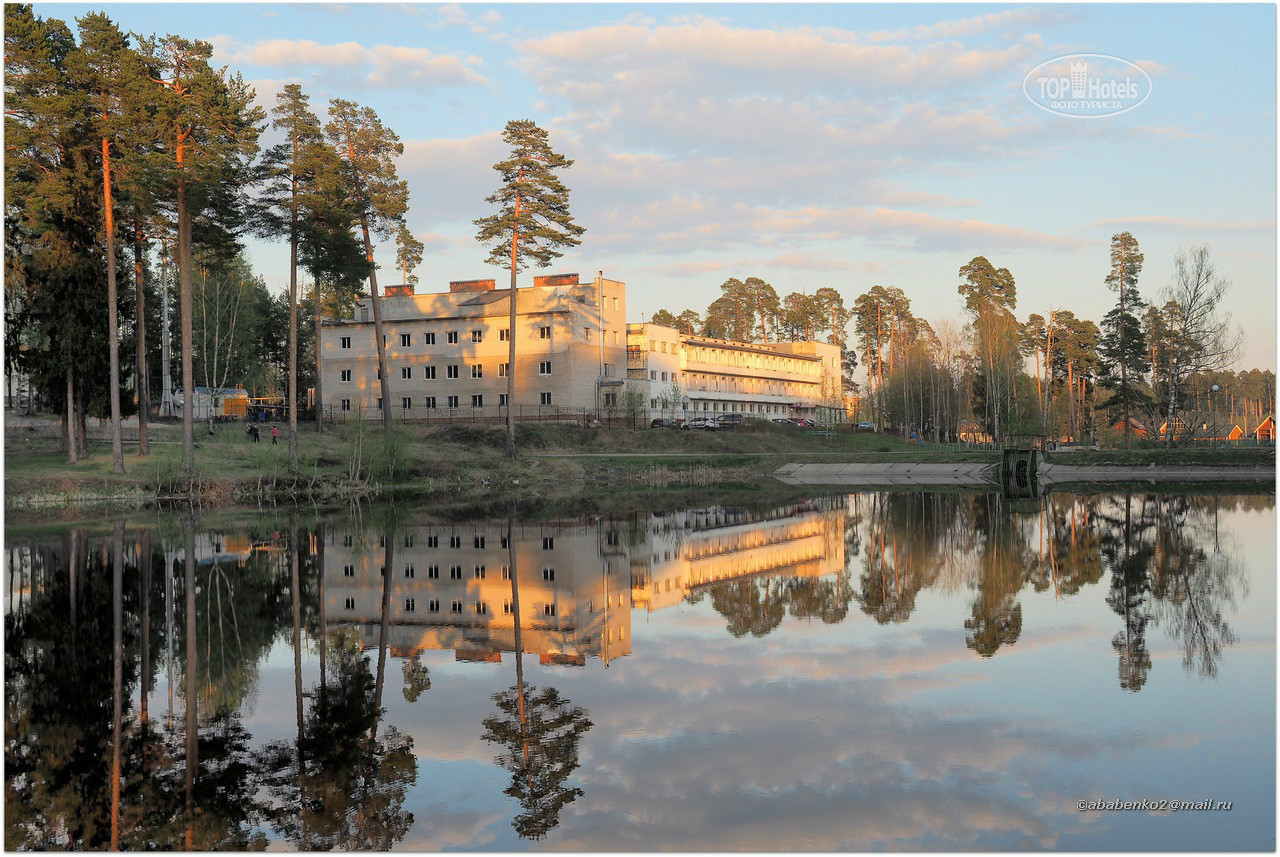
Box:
651;239;1272;445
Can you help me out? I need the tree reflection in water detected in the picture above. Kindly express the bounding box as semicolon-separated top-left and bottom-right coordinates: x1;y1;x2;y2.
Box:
696;490;1257;685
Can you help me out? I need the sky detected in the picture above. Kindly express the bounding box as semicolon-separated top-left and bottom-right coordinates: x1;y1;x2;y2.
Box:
36;2;1279;370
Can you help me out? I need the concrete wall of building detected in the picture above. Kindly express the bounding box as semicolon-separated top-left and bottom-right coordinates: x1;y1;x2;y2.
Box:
320;275;627;418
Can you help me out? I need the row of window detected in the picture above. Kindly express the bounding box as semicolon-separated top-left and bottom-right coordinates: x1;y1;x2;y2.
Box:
342;563;559;580
341;362;553;382
341;596;557;617
341;534;555;549
339;392;554;411
339;326;552;350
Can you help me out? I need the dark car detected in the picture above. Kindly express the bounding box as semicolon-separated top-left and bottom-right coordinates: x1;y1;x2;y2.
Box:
771;417;800;427
715;413;746;428
650;418;683;429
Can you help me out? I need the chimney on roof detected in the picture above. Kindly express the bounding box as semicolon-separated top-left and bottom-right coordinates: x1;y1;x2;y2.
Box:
533;273;580;288
449;278;496;293
384;283;414;297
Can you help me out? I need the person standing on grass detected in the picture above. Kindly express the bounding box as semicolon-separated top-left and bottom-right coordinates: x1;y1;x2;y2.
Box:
271;424;279;445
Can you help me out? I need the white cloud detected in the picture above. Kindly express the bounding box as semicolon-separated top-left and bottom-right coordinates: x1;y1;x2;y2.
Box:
210;36;487;90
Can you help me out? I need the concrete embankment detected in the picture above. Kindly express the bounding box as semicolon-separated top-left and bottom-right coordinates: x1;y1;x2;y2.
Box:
774;462;998;486
774;461;1275;486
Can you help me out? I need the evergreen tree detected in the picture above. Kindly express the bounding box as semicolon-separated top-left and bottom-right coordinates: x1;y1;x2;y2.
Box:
474;119;585;459
326;98;408;433
1099;232;1147;447
394;224;423;285
140;35;262;470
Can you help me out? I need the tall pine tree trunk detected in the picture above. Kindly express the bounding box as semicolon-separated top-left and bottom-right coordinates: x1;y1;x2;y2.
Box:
177;152;196;472
65;367;78;464
358;212;392;433
288;134;299;473
102;134;125;474
506;177;522;460
313;276;324;432
133;216;150;455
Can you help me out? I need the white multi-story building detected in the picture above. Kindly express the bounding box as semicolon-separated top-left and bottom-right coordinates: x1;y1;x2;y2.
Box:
626;323;843;424
318;273;627;420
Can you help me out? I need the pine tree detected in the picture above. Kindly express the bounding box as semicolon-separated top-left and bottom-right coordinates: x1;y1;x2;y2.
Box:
474;119;585;459
139;36;262;469
394;224;423;285
326;99;408;434
261;84;325;472
1100;232;1147;447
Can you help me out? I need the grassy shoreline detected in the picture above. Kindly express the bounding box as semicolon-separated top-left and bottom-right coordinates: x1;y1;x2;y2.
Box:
4;415;1273;520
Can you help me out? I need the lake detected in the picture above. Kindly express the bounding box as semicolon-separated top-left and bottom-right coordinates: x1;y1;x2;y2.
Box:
4;489;1274;850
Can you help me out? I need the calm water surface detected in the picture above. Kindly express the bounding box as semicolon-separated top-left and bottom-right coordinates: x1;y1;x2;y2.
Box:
5;491;1274;850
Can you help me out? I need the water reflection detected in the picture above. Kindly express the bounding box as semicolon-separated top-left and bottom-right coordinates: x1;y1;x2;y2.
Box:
2;490;1271;850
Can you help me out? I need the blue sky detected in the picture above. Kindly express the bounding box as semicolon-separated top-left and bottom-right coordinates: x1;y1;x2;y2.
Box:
37;2;1278;369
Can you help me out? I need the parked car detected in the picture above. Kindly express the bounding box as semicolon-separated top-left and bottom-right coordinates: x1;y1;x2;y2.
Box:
856;421;876;432
771;417;800;427
650;418;683;429
789;417;816;427
683;417;719;430
715;413;746;428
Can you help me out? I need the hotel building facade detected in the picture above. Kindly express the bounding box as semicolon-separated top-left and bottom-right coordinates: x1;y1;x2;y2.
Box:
318;273;842;423
318;273;628;420
626;323;843;424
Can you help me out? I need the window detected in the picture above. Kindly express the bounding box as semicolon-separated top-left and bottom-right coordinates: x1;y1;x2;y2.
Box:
405;598;416;612
543;603;556;617
499;363;509;377
471;329;483;342
340;336;351;349
450;565;462;579
427;535;439;548
340;369;352;382
428;565;439;579
503;600;512;615
474;536;486;548
543;567;555;581
540;392;552;405
447;365;459;379
404;565;415;578
543;537;554;549
583;327;592;342
604;363;615;377
499;394;508;406
650;370;657;380
429;599;440;612
343;535;353;547
447;330;459;344
380;565;386;576
425;396;436;409
400;333;411;347
471;395;483;408
425;332;436;345
341;399;351;412
475;602;489;615
540;326;551;339
424;365;436;379
344;597;355;610
499;328;510;341
603;392;617;407
405;534;413;547
472;365;483;379
449;535;461;548
376;398;383;410
474;565;486;579
539;361;552;375
501;565;511;580
447;395;459;409
500;536;509;549
343;564;355;577
401;397;412;410
401;366;412;380
451;600;462;614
